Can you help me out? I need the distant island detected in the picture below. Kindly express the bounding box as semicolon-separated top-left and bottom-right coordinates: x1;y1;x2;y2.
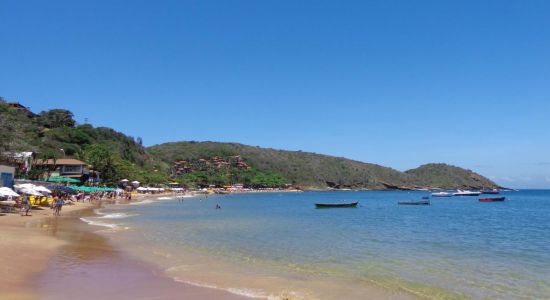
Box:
0;99;499;190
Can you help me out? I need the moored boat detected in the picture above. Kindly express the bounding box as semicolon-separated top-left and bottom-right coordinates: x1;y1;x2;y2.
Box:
481;189;500;194
479;197;505;202
315;201;358;208
453;190;481;196
398;200;430;205
431;192;452;197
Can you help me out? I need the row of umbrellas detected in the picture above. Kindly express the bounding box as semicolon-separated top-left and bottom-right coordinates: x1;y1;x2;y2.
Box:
67;185;117;193
46;176;81;183
0;183;118;198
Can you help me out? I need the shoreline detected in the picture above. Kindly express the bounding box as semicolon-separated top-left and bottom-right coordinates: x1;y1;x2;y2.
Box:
0;198;247;300
0;202;95;300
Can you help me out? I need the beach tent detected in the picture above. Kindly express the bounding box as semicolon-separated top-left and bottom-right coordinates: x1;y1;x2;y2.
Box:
0;187;20;197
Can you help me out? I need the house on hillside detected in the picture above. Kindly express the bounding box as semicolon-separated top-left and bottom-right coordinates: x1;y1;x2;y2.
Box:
34;158;89;181
7;102;37;118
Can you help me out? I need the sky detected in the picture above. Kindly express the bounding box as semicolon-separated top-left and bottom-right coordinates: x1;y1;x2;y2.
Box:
1;0;549;188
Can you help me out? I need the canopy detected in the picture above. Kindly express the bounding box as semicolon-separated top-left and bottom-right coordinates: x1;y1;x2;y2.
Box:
0;187;20;197
17;187;43;196
15;183;52;194
68;185;116;193
120;179;129;182
131;181;140;184
49;185;78;195
47;176;80;183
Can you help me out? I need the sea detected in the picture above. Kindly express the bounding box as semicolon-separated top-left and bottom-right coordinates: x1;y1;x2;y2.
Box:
81;190;550;300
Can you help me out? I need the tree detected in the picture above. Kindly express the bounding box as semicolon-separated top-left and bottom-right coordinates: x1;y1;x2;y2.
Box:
38;109;76;128
84;144;118;184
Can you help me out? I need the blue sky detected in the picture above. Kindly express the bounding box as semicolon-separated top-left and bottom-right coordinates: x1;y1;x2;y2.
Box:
1;1;549;188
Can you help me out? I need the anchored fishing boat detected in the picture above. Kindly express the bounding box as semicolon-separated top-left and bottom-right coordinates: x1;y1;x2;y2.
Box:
315;201;358;208
481;189;500;194
479;197;505;202
398;200;430;205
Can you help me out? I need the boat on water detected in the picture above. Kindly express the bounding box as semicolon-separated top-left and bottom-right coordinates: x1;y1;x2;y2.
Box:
315;201;358;208
422;196;430;199
481;189;500;194
479;197;505;202
453;190;481;196
431;192;452;197
398;200;430;205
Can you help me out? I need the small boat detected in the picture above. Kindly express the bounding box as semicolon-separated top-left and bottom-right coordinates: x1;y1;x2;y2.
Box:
421;196;430;199
481;189;500;194
479;197;505;202
431;192;452;197
398;200;430;205
453;190;481;196
315;201;358;208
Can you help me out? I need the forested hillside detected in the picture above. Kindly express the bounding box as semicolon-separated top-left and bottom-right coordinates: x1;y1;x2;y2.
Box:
1;99;498;189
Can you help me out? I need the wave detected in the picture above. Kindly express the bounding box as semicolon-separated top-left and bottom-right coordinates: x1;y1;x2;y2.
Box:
99;212;137;219
172;277;271;299
80;217;118;229
129;199;155;205
157;197;174;200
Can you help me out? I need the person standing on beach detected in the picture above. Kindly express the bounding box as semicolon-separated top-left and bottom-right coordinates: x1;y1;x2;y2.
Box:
54;197;64;216
20;196;31;216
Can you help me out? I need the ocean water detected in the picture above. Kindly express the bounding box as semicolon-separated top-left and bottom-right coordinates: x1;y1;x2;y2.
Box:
86;191;550;299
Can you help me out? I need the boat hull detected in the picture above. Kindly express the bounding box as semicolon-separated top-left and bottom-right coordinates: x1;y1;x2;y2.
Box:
315;202;358;208
479;197;505;202
398;201;430;205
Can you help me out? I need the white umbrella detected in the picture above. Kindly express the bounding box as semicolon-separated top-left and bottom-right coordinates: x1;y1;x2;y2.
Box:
16;183;52;194
131;181;140;184
0;187;20;197
16;187;43;196
120;179;129;182
34;186;52;194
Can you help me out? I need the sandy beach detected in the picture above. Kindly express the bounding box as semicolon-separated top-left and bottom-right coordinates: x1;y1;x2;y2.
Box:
0;200;246;300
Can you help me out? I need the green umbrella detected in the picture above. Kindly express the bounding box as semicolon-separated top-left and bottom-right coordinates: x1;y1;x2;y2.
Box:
47;176;80;183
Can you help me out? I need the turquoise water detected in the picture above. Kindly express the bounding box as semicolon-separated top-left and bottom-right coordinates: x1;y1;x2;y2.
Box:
92;190;550;299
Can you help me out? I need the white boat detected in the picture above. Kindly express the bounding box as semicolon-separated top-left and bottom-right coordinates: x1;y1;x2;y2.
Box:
453;190;481;196
431;192;452;197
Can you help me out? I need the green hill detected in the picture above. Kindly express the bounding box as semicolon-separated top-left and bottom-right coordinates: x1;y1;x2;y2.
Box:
148;141;499;190
0;99;168;185
1;98;498;189
405;163;500;189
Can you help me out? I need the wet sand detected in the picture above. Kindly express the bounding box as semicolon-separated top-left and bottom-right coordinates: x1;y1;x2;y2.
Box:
0;202;246;300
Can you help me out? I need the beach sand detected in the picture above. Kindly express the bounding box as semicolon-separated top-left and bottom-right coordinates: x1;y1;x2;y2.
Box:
0;201;246;300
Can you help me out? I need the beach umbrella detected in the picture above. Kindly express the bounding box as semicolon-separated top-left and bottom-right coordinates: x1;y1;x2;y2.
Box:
47;176;80;183
34;186;52;194
17;187;43;196
49;185;78;195
16;184;52;194
0;187;20;197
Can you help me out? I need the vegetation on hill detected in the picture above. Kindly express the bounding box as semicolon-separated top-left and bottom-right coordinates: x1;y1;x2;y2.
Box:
0;99;168;185
1;98;498;189
405;163;500;189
